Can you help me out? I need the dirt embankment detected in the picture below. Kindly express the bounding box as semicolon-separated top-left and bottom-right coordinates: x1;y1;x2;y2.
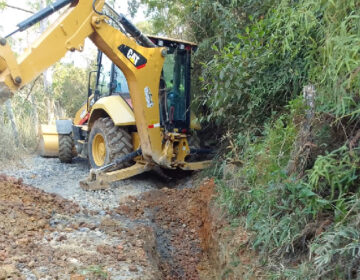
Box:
0;175;81;278
0;156;262;280
0;175;161;279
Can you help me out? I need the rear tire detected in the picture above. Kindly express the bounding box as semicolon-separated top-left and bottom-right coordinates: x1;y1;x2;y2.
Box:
88;117;133;169
59;134;74;163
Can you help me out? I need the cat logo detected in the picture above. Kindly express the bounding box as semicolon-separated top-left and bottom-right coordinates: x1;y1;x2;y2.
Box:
127;49;139;65
118;45;147;69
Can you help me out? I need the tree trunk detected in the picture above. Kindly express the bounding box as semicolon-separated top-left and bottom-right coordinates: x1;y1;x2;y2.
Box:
54;101;65;119
0;105;4;125
40;0;55;124
5;99;19;147
31;94;39;137
286;85;316;177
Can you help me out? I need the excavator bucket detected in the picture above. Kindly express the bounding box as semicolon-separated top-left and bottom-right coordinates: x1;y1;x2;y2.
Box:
79;163;152;190
38;124;59;157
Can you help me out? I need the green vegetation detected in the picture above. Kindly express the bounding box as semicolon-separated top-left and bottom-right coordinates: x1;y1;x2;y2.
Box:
52;62;89;117
138;0;360;278
0;61;90;162
78;265;108;279
0;2;91;162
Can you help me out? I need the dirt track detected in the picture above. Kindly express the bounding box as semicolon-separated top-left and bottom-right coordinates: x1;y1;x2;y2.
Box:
0;156;218;279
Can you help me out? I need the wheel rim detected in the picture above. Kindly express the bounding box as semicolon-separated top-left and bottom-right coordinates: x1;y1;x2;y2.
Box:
92;133;106;166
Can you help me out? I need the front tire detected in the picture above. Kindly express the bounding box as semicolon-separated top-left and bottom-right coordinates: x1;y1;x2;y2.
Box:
59;134;74;163
88;117;133;169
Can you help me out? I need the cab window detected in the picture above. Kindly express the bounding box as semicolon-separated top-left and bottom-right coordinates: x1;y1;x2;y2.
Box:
97;54;112;96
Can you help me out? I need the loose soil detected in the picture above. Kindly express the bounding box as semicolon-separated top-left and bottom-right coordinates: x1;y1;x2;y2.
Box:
0;156;261;279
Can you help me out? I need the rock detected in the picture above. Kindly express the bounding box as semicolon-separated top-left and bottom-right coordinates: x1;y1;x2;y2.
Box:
117;254;126;261
70;274;85;280
128;265;138;272
96;245;113;255
16;238;30;246
56;235;67;242
68;258;81;266
71;223;79;230
0;251;6;261
0;268;6;280
0;264;16;279
94;230;102;237
37;219;47;228
79;227;90;233
45;235;53;241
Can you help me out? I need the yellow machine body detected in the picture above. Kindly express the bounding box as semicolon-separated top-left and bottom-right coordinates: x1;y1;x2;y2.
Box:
88;96;135;127
0;0;211;188
38;124;59;157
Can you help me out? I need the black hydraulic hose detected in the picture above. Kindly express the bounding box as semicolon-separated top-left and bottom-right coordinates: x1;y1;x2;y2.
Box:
6;0;75;38
117;13;156;48
95;148;142;173
113;148;142;167
92;0;155;47
92;0;104;16
23;0;75;31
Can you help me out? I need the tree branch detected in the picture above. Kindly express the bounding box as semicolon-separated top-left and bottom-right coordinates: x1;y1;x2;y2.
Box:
4;4;34;14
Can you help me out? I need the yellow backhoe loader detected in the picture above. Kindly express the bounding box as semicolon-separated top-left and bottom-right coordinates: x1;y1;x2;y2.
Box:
0;0;212;189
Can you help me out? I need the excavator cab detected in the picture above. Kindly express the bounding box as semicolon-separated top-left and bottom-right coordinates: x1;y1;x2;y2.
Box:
89;50;132;106
150;36;196;134
89;36;197;134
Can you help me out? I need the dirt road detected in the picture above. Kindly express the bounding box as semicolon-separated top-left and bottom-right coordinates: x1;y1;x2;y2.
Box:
0;156;217;279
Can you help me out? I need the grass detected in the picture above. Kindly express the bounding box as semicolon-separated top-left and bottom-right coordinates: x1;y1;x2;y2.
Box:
0;106;38;164
78;265;108;279
216;94;360;279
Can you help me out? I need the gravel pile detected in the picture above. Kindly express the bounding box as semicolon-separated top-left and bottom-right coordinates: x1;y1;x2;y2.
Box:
2;156;158;211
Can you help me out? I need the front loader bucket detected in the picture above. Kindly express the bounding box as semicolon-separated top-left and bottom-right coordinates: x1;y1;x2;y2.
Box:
38;124;59;157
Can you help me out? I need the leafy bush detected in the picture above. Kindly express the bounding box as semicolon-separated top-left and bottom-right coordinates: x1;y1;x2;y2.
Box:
52;62;89;118
310;146;360;201
112;0;360;278
220;99;328;255
219;96;360;278
198;0;360;135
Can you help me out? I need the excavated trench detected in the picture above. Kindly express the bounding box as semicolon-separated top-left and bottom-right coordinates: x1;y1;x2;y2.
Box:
0;156;223;279
114;179;217;279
